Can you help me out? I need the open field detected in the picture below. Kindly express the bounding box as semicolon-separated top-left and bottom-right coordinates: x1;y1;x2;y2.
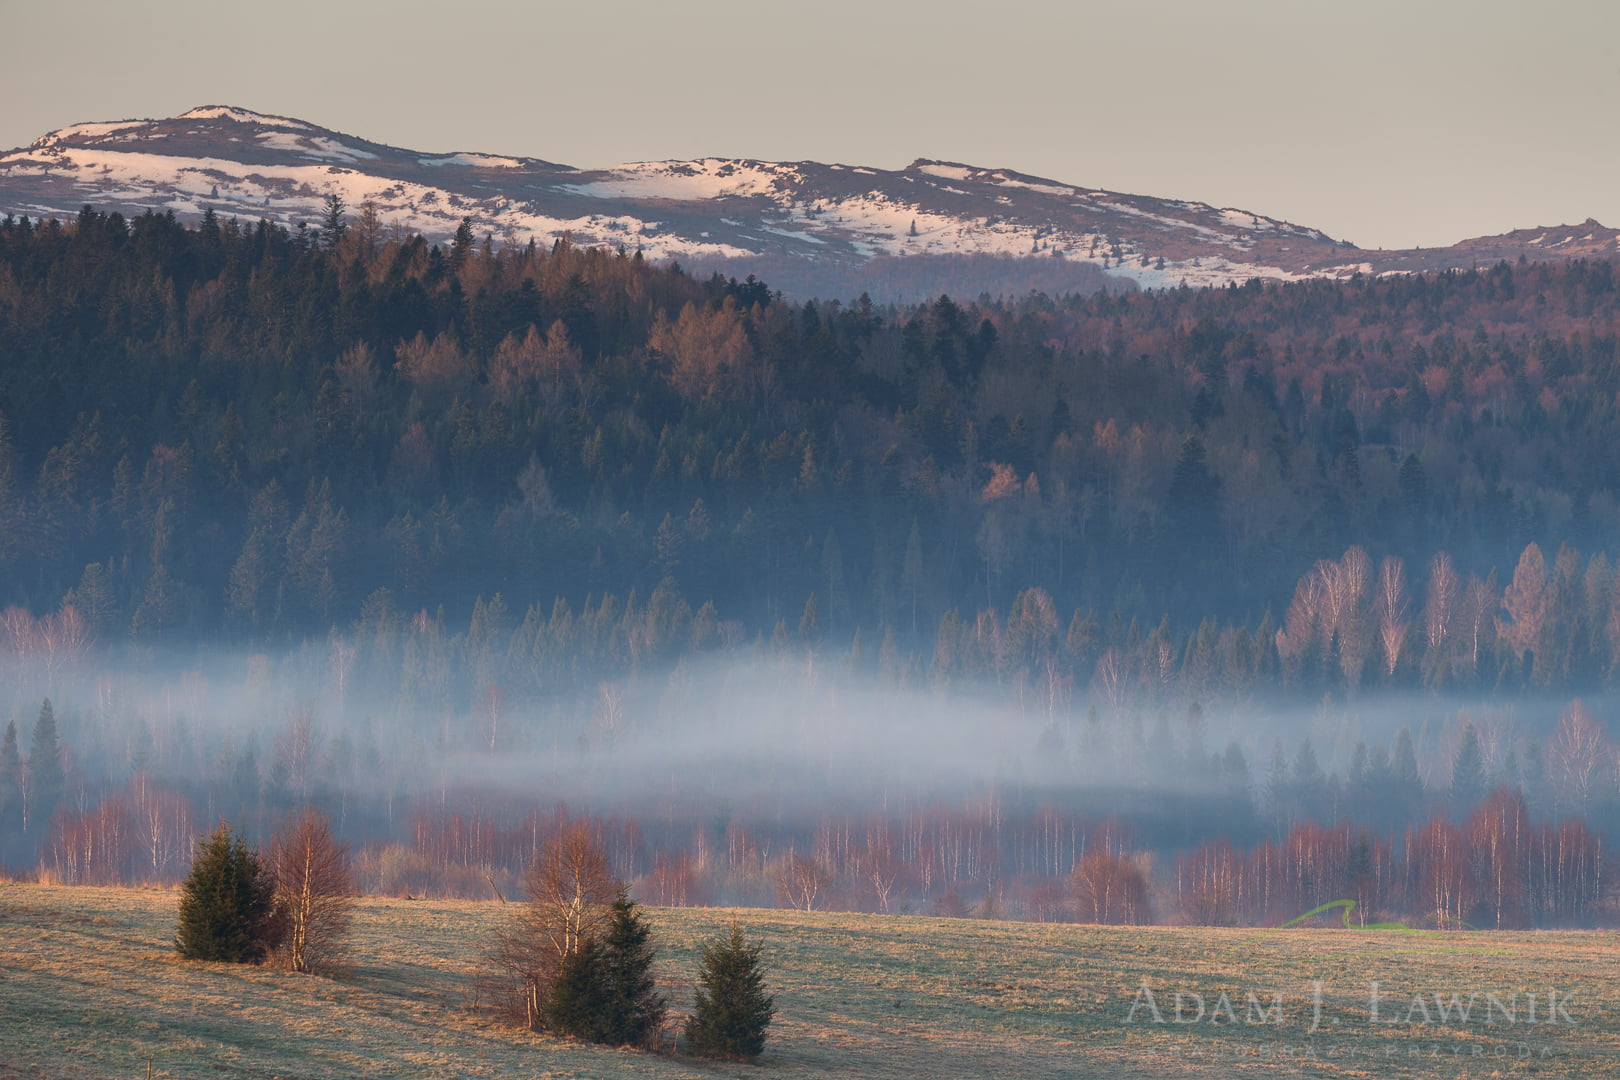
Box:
2;885;1618;1079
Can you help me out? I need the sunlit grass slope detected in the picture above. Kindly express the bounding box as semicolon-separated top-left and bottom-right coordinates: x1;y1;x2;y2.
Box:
2;884;1617;1078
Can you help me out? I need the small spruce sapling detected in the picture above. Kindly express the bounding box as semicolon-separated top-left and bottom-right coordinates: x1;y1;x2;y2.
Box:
685;923;774;1060
175;823;280;963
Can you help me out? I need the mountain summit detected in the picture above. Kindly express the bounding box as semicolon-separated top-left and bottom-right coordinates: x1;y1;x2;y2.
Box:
3;107;1616;297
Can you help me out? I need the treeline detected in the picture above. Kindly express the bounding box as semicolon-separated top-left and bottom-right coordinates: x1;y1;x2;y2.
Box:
1169;792;1603;930
5;534;1620;734
2;208;1620;662
37;777;1613;931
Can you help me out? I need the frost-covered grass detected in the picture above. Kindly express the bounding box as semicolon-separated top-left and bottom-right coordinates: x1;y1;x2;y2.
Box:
2;883;1617;1078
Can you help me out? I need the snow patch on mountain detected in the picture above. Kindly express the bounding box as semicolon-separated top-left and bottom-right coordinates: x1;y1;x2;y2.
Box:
990;177;1076;196
33;120;153;146
256;132;379;163
566;159;791;201
178;106;310;129
420;153;526;169
916;164;975;182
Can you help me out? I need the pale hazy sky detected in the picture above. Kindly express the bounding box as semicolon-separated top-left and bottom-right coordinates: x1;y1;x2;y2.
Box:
4;0;1616;250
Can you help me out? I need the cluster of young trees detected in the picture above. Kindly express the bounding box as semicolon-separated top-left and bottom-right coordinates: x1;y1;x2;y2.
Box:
172;808;773;1058
175;808;353;972
486;819;660;1039
482;817;772;1058
1269;539;1620;694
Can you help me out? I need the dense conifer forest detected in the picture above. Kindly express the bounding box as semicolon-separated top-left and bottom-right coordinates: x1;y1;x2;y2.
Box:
5;206;1620;928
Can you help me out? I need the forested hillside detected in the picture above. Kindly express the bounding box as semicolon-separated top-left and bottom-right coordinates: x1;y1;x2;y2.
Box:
2;207;1619;699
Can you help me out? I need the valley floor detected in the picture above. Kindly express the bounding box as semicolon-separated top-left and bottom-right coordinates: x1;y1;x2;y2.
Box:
1;884;1616;1078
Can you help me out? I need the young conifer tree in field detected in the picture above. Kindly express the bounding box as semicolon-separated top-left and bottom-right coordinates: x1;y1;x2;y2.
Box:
685;923;774;1060
175;822;279;963
267;807;353;973
542;936;610;1041
595;889;665;1046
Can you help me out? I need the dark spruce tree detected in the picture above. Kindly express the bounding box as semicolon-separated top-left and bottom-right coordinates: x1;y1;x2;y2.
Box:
175;823;279;963
543;937;611;1041
0;719;19;832
685;924;774;1061
319;193;348;250
27;700;63;833
599;890;665;1046
542;889;665;1046
1450;721;1486;810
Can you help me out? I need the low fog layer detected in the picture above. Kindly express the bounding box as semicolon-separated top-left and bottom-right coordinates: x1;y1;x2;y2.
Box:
8;641;1618;928
3;642;1604;826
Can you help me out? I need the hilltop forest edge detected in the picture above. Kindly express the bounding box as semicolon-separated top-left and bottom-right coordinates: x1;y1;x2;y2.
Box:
2;204;1620;931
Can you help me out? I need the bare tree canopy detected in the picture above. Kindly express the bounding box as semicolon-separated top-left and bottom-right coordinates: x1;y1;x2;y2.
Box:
267;807;354;974
488;818;619;1030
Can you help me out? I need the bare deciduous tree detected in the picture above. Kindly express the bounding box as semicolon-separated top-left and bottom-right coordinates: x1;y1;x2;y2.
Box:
593;682;625;745
1093;648;1128;712
130;774;194;882
1460;574;1496;678
1549;699;1606;817
1499;542;1549;664
0;605;37;661
1376;556;1409;679
267;807;353;973
38;604;91;695
1330;547;1372;690
867;846;903;914
489;819;618;1030
1424;550;1460;678
1071;848;1151;925
327;634;356;713
1276;569;1325;679
775;850;828;911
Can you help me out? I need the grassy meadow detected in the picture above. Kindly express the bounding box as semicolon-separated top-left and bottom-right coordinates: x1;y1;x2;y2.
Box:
2;883;1618;1078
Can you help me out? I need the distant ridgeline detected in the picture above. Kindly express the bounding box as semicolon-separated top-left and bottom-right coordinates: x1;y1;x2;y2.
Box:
1;208;1619;700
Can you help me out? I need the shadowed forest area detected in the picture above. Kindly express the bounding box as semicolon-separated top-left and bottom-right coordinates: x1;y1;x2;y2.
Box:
3;207;1620;930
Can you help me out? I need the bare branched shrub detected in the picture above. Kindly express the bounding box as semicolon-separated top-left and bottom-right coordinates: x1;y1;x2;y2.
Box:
267;807;354;974
485;819;618;1029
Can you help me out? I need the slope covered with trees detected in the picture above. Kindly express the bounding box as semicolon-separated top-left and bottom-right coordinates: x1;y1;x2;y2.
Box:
6;207;1620;929
2;206;1618;672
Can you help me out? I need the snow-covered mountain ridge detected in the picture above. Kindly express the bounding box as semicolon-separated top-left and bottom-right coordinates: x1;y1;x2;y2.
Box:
3;107;1616;298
